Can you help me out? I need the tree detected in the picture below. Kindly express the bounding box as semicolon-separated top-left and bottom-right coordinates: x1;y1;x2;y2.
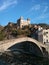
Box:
0;31;5;41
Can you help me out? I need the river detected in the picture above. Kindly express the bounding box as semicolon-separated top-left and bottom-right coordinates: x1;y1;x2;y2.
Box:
0;51;49;65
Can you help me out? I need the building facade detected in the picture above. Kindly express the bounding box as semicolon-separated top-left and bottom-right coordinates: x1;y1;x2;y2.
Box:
17;16;30;28
38;26;43;43
38;26;49;44
43;29;49;44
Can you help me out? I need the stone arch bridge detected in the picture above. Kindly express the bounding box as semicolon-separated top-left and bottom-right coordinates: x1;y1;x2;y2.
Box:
0;37;47;52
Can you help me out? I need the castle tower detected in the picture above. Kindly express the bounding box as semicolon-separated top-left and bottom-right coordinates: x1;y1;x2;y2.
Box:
17;17;30;28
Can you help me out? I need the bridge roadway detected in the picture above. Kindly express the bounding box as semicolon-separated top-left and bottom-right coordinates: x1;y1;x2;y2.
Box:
0;37;47;53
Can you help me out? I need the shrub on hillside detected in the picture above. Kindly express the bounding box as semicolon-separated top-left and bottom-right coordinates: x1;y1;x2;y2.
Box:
0;31;5;41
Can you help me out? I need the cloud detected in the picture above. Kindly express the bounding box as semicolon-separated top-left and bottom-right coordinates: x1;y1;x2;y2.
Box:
43;5;48;13
31;4;48;12
25;4;41;15
33;12;49;22
37;5;48;19
31;4;41;11
32;4;49;20
38;14;46;19
41;13;49;18
0;0;17;11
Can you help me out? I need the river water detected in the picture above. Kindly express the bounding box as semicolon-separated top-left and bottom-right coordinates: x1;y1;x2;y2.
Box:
0;51;49;65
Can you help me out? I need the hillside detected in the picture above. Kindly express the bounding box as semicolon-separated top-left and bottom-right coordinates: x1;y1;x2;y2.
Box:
38;23;49;29
0;22;49;41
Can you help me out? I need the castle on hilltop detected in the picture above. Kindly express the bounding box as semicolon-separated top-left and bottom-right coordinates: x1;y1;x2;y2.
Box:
17;16;30;28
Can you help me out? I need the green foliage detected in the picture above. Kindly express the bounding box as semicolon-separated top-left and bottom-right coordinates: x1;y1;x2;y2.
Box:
16;29;30;36
17;29;24;35
11;29;17;37
0;31;5;41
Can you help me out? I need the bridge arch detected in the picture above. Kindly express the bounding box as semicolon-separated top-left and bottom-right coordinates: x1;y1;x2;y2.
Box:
7;41;43;56
0;37;46;56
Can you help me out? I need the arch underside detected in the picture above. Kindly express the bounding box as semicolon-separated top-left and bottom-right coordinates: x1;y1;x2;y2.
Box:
7;41;43;57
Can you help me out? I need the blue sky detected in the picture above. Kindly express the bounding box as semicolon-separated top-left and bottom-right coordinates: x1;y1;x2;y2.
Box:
0;0;49;26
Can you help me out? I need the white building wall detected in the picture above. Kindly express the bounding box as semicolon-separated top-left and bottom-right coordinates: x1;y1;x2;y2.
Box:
38;28;49;45
43;29;49;44
38;26;43;43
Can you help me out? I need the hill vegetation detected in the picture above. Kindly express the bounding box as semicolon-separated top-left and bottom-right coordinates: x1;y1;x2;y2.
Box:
0;22;49;41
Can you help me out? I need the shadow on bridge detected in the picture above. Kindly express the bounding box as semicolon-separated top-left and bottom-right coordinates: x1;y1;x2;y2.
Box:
7;41;43;57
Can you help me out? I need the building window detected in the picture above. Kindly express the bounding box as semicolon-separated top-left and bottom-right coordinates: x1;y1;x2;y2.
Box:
44;42;45;44
46;35;48;37
46;39;48;43
46;32;48;34
43;32;48;36
43;32;46;35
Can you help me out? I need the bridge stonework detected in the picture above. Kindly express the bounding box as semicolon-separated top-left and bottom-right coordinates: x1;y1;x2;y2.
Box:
0;37;48;57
